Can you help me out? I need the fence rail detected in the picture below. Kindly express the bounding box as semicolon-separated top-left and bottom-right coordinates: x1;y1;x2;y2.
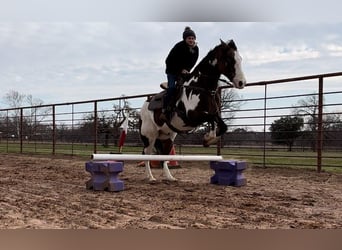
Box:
1;71;342;172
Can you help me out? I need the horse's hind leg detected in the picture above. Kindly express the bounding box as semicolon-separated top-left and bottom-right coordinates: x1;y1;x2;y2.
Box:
140;134;157;182
162;161;177;181
155;139;177;181
144;148;157;182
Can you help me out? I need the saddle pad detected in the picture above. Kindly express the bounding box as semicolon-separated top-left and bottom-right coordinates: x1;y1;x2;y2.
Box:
148;91;165;110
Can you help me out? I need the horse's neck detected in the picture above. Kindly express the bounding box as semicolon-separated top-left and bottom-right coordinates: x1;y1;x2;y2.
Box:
189;60;220;90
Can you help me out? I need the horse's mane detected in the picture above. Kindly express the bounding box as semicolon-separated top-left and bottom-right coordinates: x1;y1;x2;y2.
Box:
192;46;217;75
193;40;234;75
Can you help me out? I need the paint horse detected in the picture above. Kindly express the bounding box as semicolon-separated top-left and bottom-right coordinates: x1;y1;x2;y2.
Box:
139;39;246;182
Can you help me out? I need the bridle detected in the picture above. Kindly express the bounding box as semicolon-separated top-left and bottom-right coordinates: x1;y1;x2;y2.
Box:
218;77;234;87
181;74;234;97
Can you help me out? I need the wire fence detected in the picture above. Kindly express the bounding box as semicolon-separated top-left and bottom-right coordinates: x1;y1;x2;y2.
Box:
1;72;342;172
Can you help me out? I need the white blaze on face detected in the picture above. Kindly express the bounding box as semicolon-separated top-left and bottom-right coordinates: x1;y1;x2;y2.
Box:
233;50;246;89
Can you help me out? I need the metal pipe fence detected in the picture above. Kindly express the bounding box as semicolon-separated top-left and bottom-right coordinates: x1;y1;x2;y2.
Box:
1;72;341;172
219;72;342;172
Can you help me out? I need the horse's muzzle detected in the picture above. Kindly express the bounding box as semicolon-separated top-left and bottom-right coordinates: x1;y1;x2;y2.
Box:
238;81;245;88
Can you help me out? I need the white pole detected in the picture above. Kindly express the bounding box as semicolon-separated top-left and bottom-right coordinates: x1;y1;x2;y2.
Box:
92;154;223;162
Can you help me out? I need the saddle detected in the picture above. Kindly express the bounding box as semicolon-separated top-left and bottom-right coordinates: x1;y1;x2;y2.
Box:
148;78;186;111
147;90;166;111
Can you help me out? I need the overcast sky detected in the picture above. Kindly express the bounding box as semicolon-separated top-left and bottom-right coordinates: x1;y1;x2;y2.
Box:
1;2;342;107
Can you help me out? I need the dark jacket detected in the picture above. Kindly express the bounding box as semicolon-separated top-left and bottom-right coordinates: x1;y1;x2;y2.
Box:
165;40;199;75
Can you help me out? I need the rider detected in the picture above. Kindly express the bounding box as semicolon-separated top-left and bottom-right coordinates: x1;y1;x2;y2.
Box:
160;26;199;121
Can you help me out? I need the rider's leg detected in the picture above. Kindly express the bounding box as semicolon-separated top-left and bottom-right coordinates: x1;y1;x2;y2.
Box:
160;74;177;121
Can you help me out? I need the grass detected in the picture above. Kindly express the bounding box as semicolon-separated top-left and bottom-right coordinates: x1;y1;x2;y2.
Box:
1;141;341;173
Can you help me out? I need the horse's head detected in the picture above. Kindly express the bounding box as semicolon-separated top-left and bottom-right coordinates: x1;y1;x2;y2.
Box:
214;39;246;89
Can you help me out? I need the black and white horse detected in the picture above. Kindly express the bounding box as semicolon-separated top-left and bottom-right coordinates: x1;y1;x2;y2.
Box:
139;39;246;181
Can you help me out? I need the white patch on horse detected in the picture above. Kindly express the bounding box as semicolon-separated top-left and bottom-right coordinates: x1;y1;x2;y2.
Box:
181;90;200;113
169;114;193;131
183;76;198;87
210;58;217;66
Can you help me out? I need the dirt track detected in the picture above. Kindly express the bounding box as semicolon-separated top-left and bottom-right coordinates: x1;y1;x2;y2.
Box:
0;153;341;229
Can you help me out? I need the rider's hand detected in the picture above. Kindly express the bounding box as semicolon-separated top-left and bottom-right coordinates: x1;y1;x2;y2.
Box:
181;69;189;74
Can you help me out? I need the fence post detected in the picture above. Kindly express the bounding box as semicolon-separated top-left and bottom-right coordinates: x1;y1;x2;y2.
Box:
52;105;56;155
20;108;23;153
263;84;267;168
217;88;222;156
71;104;74;155
6;110;9;153
317;77;324;173
94;101;98;153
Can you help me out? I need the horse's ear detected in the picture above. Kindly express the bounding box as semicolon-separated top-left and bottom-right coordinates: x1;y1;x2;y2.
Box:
220;39;226;45
228;39;237;50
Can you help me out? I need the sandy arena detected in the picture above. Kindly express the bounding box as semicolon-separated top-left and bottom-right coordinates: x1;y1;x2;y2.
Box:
0;153;341;229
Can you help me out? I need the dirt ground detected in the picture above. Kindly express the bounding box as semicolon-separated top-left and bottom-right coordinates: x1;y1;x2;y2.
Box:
0;153;341;229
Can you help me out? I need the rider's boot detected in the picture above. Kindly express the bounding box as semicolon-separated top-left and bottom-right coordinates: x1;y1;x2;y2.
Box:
160;85;177;122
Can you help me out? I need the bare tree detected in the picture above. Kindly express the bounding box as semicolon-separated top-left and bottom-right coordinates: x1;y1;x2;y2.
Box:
4;90;26;108
2;90;49;139
220;88;244;126
3;90;25;137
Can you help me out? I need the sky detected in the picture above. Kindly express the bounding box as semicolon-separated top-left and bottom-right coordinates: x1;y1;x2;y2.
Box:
1;1;342;107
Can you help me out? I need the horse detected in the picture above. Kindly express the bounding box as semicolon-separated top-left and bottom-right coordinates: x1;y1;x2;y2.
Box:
139;39;246;182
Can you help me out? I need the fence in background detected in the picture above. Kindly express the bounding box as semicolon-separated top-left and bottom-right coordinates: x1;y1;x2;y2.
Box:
1;72;342;172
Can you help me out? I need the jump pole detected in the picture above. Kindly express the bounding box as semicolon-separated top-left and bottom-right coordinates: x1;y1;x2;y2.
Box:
92;154;223;162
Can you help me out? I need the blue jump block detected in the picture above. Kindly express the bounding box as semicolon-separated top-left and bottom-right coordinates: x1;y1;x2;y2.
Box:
85;161;124;192
210;160;247;187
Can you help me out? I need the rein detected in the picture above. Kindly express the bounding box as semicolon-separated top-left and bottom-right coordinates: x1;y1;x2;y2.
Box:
182;85;217;96
181;76;233;96
218;78;234;87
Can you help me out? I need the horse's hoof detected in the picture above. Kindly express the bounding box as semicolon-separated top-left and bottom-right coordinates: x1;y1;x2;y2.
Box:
163;178;178;183
147;178;157;184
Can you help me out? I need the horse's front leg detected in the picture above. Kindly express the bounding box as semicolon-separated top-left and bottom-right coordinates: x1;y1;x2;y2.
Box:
203;123;219;147
215;115;227;136
203;115;227;147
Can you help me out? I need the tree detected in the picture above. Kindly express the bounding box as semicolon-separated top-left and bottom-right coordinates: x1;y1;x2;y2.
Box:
2;90;49;139
76;97;134;147
220;89;244;124
293;94;342;151
3;90;25;137
270;116;304;151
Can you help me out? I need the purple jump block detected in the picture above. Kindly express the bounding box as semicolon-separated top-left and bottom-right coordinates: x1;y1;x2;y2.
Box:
85;161;124;192
210;160;247;187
